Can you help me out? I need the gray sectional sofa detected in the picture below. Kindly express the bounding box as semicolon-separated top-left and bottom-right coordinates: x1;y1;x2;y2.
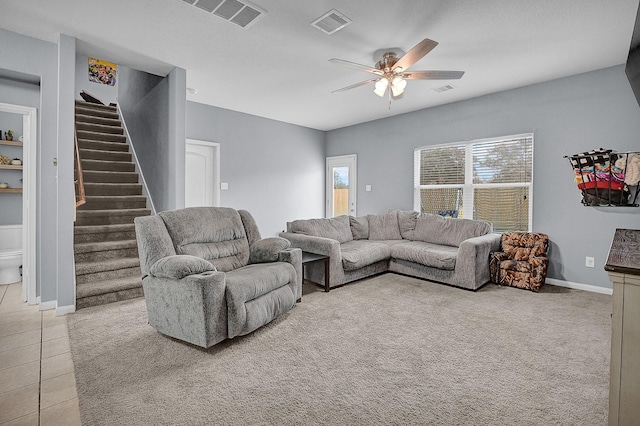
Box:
280;210;501;291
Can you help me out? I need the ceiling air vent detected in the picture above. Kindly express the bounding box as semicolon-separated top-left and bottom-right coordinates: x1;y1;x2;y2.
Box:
311;9;352;35
433;84;456;93
186;0;267;28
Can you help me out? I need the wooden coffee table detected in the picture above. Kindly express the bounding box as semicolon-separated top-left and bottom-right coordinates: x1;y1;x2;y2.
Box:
301;252;330;292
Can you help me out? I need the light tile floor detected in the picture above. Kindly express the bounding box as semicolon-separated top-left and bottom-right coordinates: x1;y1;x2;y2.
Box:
0;283;81;425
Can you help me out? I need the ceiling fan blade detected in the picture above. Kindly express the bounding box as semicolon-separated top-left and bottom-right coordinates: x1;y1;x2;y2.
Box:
331;78;378;93
393;38;438;71
329;58;383;75
403;70;465;80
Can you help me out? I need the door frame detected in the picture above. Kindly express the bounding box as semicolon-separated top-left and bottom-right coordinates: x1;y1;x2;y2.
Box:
326;154;357;218
0;102;37;304
185;139;220;207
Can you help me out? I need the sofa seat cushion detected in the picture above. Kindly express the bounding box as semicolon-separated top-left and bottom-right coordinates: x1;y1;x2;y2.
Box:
340;240;392;271
225;262;297;338
391;241;458;270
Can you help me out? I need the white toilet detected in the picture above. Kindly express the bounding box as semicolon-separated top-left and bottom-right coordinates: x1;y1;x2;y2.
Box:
0;225;22;285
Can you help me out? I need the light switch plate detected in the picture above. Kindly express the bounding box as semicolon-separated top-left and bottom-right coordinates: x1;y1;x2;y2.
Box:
221;182;229;190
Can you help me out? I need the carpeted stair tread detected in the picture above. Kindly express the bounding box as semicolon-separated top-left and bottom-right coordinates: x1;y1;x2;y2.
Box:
74;224;137;243
81;195;147;210
83;182;142;196
75;256;140;275
75;208;150;226
75;287;144;310
76;275;142;299
76;130;126;143
78;138;129;152
76;122;123;135
79;148;132;162
82;170;139;183
75;114;121;127
74;239;138;254
81;158;134;172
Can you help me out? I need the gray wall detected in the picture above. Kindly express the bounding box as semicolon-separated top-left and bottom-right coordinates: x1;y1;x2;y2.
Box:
326;65;640;289
118;66;186;212
186;102;326;237
0;28;60;303
75;54;118;105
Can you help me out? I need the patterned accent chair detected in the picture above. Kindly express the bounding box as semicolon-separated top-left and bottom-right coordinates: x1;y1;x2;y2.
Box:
489;232;549;292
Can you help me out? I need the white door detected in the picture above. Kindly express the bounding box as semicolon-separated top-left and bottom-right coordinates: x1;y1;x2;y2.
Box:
185;140;220;207
326;154;357;217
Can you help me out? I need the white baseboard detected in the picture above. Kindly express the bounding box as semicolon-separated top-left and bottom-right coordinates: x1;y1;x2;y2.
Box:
39;300;56;311
546;278;613;295
56;304;76;316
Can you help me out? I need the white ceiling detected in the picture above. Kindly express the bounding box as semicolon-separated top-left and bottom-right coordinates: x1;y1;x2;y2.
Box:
1;0;639;131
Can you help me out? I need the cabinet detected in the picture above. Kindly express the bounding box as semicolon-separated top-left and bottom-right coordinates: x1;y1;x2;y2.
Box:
0;140;23;193
605;229;640;426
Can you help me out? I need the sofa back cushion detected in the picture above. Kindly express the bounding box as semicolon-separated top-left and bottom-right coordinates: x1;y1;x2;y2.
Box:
290;215;353;244
367;212;402;240
159;207;250;272
349;216;369;240
394;210;419;240
413;214;493;247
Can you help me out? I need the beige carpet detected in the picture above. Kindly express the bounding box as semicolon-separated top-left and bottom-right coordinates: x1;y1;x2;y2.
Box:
68;273;611;425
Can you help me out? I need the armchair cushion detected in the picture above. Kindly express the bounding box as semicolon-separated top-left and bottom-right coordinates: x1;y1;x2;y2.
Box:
249;237;291;264
149;255;216;280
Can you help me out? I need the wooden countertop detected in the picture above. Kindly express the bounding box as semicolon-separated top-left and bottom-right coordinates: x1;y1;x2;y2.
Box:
605;228;640;275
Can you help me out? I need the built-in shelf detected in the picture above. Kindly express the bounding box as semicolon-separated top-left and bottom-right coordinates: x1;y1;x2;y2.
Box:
0;164;22;170
0;188;22;193
0;140;22;147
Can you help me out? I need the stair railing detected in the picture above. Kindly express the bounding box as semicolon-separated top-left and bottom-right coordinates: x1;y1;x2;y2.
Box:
74;125;86;215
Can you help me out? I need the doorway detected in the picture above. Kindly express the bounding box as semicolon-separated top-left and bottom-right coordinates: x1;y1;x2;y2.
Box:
185;139;220;207
0;102;37;304
326;154;357;218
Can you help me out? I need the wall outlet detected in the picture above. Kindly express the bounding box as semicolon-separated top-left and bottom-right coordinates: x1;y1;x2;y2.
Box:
585;256;595;268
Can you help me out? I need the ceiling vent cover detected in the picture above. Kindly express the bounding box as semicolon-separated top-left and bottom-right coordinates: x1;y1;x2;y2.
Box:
185;0;267;28
311;9;352;35
433;84;456;93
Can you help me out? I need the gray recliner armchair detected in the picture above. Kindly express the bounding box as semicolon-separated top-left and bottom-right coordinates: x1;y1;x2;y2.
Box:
134;207;302;348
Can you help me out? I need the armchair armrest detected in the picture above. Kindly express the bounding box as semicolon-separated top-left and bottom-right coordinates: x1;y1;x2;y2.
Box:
148;255;216;280
249;237;291;264
277;248;303;301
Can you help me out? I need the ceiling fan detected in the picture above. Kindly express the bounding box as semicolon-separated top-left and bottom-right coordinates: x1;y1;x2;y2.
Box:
330;38;464;107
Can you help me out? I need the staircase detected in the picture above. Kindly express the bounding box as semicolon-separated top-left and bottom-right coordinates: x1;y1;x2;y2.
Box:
74;100;151;309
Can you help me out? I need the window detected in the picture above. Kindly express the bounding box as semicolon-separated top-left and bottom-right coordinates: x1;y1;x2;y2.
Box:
414;134;533;232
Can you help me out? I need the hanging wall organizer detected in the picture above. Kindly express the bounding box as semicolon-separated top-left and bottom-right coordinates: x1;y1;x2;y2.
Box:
565;149;640;207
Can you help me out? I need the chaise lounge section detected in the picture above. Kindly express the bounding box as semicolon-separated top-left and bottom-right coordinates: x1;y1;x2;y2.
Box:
281;210;501;291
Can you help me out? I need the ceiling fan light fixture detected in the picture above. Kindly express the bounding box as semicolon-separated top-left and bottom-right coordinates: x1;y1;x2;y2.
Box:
373;78;388;97
391;75;407;96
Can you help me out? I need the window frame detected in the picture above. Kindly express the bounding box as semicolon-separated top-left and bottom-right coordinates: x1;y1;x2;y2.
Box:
413;133;534;232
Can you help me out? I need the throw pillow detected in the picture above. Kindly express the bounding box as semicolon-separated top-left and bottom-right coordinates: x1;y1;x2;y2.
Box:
349;215;369;240
367;212;402;240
